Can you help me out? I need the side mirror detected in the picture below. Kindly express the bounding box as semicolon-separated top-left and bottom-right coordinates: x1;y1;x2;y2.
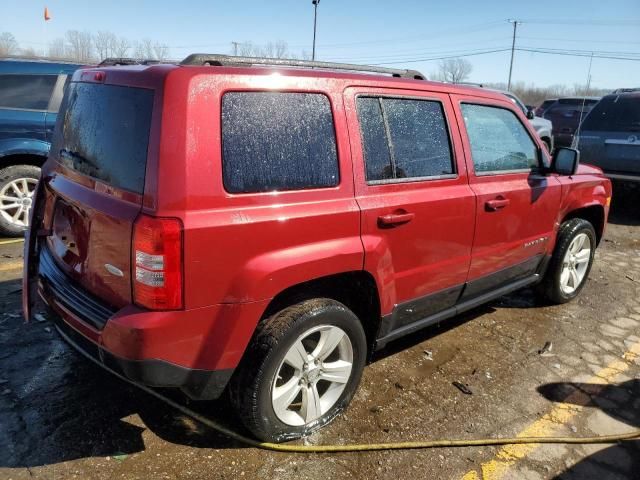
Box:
551;147;580;176
526;107;535;120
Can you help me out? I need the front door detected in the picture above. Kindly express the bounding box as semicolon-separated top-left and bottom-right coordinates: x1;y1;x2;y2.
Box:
344;87;475;339
452;95;562;298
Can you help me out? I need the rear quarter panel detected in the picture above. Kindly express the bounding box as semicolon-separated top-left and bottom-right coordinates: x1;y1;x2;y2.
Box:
156;69;363;309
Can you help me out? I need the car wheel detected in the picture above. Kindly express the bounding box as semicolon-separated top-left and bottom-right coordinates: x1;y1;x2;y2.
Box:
0;165;40;237
537;218;596;304
229;298;367;442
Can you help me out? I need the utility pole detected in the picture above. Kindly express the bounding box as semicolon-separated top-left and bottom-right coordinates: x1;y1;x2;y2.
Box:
507;19;520;91
312;0;320;61
231;41;239;56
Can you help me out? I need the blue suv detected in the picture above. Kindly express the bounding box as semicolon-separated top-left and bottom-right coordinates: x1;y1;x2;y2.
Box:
0;58;83;236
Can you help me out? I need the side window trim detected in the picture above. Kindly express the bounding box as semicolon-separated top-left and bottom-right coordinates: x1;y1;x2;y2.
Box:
356;93;458;185
47;74;68;113
460;100;542;176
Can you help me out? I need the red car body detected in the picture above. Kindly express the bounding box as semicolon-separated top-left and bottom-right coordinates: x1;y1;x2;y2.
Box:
24;63;611;400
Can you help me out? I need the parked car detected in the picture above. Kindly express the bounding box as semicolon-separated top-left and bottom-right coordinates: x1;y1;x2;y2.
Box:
24;54;611;442
535;98;557;117
0;58;83;236
575;92;640;183
540;97;601;148
496;90;554;152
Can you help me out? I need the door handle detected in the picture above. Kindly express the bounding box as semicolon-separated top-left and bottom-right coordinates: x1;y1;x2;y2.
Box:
378;212;415;227
485;197;510;211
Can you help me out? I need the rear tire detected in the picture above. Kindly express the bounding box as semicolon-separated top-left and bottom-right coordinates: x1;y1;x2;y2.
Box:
537;218;596;304
0;165;40;237
229;298;367;442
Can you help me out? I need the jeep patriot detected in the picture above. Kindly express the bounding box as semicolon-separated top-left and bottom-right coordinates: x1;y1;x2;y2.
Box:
23;54;612;442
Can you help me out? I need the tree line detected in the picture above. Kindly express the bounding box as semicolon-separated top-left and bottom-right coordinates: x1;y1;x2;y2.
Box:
0;31;169;63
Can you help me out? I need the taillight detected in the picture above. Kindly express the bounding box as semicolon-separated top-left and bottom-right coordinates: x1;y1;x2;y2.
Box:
133;214;183;310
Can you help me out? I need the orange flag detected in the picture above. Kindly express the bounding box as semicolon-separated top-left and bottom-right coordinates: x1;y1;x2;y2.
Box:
44;7;51;21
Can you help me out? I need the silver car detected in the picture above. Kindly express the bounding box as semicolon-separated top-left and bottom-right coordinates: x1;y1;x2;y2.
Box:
576;92;640;183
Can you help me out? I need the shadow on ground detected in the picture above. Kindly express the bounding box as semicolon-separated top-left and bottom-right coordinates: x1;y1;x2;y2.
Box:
537;379;640;479
0;278;249;470
608;182;640;227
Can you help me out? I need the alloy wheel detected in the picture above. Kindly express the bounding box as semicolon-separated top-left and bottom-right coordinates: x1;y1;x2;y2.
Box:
0;177;38;228
560;232;591;294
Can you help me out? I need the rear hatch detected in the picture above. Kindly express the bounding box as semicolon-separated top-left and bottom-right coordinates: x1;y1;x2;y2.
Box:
578;94;640;175
38;78;155;313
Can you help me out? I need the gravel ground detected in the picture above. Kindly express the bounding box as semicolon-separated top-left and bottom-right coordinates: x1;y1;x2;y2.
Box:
0;186;639;480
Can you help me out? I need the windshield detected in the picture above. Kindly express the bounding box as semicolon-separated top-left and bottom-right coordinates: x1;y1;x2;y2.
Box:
58;82;154;193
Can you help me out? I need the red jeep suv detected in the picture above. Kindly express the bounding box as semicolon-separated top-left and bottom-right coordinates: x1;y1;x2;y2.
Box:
24;54;611;442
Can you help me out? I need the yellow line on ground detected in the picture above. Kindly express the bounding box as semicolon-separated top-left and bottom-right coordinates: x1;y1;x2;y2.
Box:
0;238;24;246
461;340;640;480
0;260;24;272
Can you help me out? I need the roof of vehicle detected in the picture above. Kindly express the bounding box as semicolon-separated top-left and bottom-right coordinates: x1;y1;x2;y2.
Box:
79;54;514;103
0;57;84;74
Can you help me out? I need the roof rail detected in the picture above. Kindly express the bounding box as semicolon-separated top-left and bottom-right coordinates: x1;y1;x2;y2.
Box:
179;53;426;80
98;58;161;66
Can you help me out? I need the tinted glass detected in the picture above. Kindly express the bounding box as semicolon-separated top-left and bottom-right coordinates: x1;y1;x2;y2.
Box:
0;74;57;110
581;95;640;132
461;104;538;173
356;97;453;182
357;97;393;181
222;92;339;193
59;82;154;194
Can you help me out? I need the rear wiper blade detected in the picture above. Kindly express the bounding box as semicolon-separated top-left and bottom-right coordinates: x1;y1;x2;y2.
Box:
59;149;100;172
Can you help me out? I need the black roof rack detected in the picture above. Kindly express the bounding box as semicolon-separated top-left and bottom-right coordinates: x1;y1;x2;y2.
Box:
179;53;426;80
98;58;162;66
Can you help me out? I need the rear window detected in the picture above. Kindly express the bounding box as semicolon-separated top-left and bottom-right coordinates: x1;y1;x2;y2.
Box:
0;74;57;110
581;95;640;132
59;82;154;194
221;92;339;193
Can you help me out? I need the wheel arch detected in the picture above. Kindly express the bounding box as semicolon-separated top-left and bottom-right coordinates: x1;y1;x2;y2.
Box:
561;204;605;246
260;270;382;355
0;153;47;171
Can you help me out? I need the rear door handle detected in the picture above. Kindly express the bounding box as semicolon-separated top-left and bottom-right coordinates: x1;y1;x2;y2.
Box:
378;212;415;227
485;198;510;211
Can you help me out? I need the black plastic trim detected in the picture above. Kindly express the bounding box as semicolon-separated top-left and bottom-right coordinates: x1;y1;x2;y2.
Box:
39;247;116;330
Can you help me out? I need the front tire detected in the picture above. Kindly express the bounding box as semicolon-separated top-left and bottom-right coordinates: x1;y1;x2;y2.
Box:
229;298;367;442
0;165;40;237
537;218;596;304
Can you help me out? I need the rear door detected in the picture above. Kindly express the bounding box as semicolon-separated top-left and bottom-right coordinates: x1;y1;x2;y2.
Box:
452;95;562;298
345;87;475;337
37;79;155;312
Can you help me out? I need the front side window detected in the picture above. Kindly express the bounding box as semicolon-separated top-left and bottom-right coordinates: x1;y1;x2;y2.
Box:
461;103;539;174
356;96;454;182
221;92;339;193
0;74;58;110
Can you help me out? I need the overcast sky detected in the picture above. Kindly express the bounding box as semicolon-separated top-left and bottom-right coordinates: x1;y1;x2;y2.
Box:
4;0;640;89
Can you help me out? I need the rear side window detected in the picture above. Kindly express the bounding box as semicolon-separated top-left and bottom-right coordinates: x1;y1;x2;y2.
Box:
0;74;57;110
461;103;538;174
581;95;640;132
59;82;154;194
356;96;454;182
221;92;339;193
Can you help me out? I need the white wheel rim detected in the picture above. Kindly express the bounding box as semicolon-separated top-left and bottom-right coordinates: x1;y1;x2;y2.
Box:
560;232;591;295
271;324;353;427
0;177;37;228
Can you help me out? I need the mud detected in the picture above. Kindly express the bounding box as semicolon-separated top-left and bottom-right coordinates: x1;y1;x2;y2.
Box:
1;187;639;480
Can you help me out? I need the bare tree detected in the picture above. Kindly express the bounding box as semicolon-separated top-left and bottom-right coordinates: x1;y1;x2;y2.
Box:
48;38;66;58
66;30;93;62
152;42;169;61
234;40;305;59
19;47;38;58
113;36;130;57
94;31;117;60
436;58;473;84
0;32;18;56
237;41;258;57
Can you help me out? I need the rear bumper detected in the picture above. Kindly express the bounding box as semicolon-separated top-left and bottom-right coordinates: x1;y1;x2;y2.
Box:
36;246;269;400
53;313;233;400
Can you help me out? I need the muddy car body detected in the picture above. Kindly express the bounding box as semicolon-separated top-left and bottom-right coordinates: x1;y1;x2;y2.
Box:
24;55;611;441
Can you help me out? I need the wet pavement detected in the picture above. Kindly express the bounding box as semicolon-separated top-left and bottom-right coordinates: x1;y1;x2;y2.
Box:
1;187;639;480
